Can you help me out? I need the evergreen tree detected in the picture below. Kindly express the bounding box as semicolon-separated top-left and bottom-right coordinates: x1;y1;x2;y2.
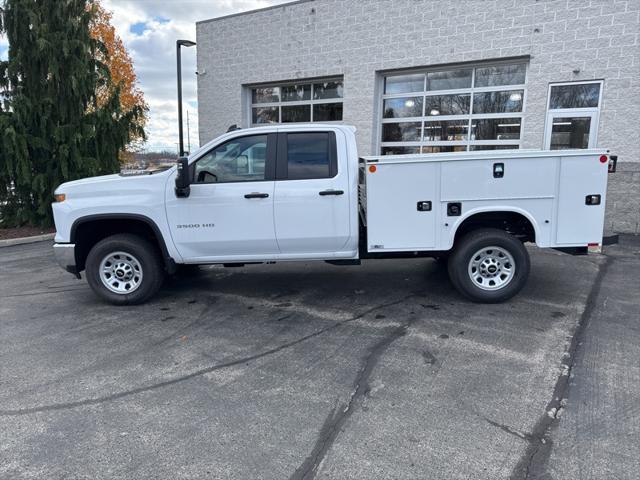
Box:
0;0;146;227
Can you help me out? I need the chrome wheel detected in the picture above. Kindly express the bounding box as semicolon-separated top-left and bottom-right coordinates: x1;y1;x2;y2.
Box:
99;251;143;294
467;246;515;291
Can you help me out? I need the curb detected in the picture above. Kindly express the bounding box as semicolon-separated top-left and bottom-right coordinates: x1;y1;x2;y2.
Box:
0;233;55;248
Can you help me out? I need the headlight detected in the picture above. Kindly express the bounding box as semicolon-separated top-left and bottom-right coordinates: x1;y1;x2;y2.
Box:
54;193;66;202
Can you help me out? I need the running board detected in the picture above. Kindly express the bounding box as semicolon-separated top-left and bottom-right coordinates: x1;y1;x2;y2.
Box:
325;259;361;266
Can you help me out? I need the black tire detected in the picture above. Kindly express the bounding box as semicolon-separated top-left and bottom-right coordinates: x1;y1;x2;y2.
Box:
447;228;530;303
85;233;165;305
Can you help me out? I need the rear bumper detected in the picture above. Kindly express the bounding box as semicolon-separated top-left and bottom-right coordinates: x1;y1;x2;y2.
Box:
53;243;80;277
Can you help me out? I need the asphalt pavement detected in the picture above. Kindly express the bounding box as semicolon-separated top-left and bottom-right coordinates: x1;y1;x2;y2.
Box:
0;239;638;479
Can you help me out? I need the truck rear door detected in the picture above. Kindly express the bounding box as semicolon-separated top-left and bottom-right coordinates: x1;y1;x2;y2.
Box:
273;131;351;255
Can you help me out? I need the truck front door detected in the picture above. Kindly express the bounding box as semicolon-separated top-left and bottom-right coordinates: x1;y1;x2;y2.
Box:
273;131;351;255
165;133;279;261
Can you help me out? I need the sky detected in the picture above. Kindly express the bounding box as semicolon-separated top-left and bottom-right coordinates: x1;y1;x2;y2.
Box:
1;0;292;152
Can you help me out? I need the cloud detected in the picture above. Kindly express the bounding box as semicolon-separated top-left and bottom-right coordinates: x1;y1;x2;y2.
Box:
0;0;290;149
102;0;292;151
0;37;7;61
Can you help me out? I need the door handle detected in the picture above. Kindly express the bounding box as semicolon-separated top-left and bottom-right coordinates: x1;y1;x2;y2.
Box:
244;192;269;199
319;189;344;196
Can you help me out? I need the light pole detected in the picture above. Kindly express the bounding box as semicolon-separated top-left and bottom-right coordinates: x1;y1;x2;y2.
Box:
176;39;196;157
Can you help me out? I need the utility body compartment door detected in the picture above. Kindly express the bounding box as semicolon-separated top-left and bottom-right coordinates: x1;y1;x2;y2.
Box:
273;131;351;254
366;162;438;250
555;154;609;245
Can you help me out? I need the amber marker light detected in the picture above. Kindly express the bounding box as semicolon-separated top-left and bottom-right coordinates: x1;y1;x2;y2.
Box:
54;193;66;203
369;165;377;173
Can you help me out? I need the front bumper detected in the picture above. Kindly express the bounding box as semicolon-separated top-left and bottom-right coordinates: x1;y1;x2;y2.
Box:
53;243;80;277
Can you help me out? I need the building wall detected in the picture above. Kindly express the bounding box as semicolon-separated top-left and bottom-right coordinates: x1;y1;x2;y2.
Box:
196;0;640;233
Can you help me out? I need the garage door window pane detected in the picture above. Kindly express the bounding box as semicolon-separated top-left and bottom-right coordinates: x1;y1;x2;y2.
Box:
427;69;472;91
287;133;330;179
313;103;343;121
313;81;343;99
382;146;421;155
252;87;280;103
550;84;600;109
475;64;526;87
383;97;423;118
472;118;521;140
422;146;467;153
470;145;519;151
423;120;469;141
282;105;311;123
382;122;422;142
425;95;470;116
252;107;279;124
384;74;424;94
281;84;311;102
473;90;524;114
549;117;591;149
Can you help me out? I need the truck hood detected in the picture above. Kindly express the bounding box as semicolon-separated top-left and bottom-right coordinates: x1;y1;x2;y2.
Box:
56;173;122;192
54;171;172;198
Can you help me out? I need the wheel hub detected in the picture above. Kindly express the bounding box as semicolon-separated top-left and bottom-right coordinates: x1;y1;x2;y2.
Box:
99;252;143;294
467;246;516;291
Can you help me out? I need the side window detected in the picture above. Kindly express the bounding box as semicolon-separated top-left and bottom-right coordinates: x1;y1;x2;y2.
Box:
193;135;268;183
286;132;334;180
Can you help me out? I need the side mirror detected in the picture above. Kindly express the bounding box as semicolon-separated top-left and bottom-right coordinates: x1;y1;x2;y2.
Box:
175;157;191;198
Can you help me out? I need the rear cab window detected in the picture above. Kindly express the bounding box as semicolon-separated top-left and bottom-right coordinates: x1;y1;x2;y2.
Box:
277;131;337;180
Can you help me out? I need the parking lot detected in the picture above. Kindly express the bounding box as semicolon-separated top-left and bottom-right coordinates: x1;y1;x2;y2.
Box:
1;239;639;479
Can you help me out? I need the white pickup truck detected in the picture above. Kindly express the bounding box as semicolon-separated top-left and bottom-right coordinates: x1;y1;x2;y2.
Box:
52;124;613;305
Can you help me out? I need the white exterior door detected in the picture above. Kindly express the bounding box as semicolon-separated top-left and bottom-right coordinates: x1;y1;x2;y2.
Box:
273;131;351;255
544;81;602;150
165;133;279;261
544;111;598;150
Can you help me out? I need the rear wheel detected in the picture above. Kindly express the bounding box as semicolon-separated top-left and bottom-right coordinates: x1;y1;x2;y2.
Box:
86;234;165;305
448;228;530;303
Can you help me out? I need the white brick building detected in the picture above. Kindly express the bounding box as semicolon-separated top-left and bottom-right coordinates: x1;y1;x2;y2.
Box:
196;0;640;233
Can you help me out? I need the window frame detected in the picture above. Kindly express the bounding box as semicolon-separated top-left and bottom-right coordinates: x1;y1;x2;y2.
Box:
376;60;528;154
190;133;277;184
275;131;338;181
543;80;603;150
247;77;344;127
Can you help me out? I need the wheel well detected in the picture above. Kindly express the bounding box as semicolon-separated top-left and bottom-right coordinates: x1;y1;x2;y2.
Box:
72;217;171;272
453;211;536;245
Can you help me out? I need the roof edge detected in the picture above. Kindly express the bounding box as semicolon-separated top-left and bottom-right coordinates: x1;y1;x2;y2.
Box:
196;0;315;26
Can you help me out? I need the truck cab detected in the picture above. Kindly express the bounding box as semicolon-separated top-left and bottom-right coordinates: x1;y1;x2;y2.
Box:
52;124;612;305
165;125;359;263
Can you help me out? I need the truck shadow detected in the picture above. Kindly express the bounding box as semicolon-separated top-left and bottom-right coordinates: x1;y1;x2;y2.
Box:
162;258;456;304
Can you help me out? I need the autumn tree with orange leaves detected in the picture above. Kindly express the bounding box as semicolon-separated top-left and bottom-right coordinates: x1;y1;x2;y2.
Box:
90;2;148;156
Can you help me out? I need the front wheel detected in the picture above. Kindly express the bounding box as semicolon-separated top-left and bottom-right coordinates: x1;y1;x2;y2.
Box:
85;234;165;305
447;229;530;303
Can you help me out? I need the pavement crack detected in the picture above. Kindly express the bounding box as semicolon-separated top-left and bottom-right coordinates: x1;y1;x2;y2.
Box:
483;416;534;442
289;318;416;480
509;256;612;480
0;295;416;417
